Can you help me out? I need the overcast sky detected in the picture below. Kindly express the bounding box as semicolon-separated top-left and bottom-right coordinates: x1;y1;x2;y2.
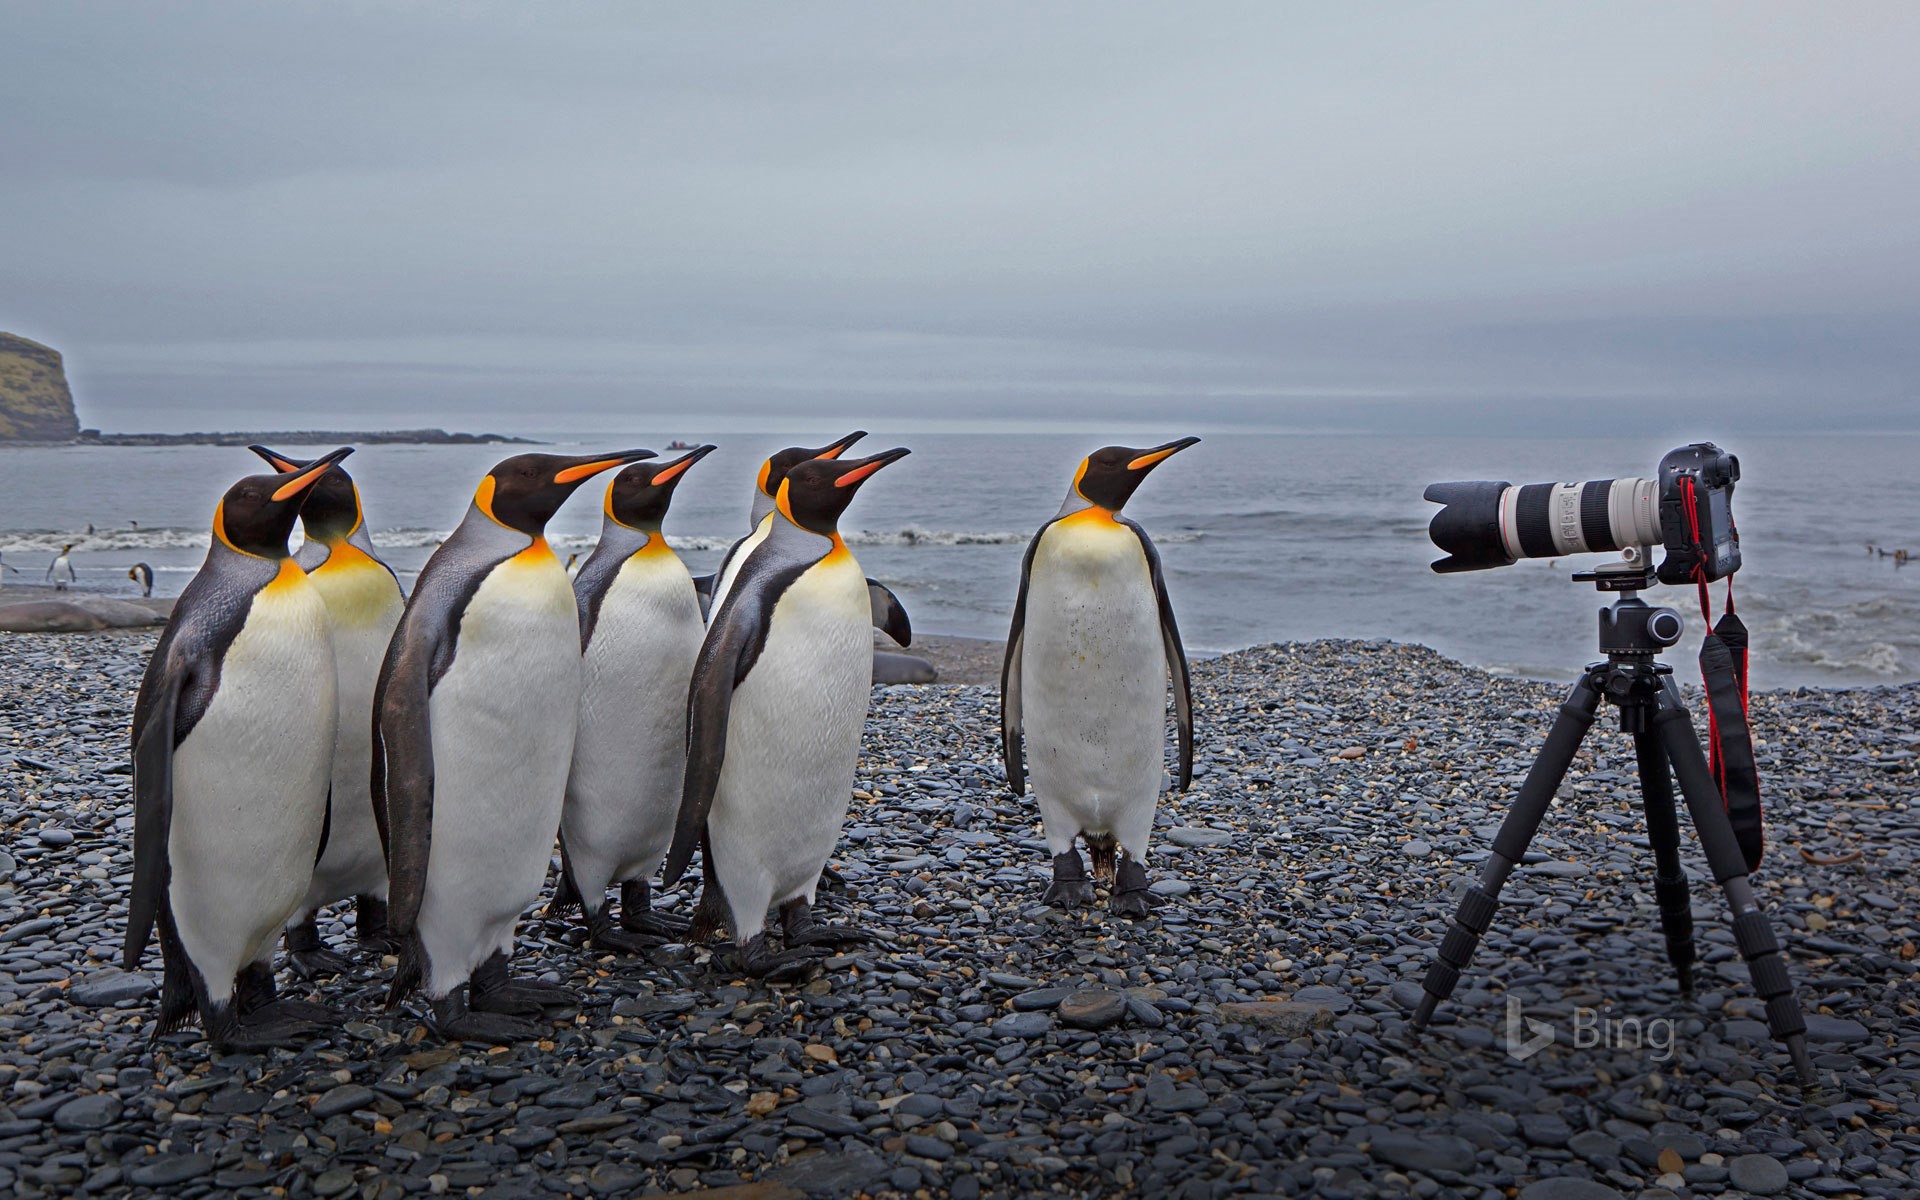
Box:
3;3;1916;435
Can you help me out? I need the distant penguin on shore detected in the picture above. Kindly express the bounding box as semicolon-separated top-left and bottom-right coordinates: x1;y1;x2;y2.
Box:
548;444;715;953
376;448;655;1042
47;545;76;590
1002;439;1198;916
125;448;353;1051
249;445;407;977
665;447;911;980
128;563;154;597
565;552;581;580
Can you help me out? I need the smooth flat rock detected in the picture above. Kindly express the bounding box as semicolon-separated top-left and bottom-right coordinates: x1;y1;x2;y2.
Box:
1057;989;1127;1030
1727;1153;1791;1195
1370;1131;1478;1175
1803;1014;1870;1044
312;1083;376;1118
1216;1000;1335;1036
69;969;157;1007
1166;827;1234;848
1518;1181;1628;1200
769;1150;889;1195
53;1093;121;1132
991;1011;1052;1039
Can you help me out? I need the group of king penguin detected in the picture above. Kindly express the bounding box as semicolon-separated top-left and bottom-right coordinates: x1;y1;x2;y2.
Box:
121;430;1200;1053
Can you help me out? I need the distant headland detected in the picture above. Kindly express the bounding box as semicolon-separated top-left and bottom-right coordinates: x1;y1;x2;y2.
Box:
70;428;540;447
1;330;537;447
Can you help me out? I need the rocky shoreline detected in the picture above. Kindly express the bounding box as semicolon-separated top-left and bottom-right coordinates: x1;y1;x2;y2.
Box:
0;633;1914;1199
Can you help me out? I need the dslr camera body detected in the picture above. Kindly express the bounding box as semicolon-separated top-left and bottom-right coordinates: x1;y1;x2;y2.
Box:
1425;441;1740;585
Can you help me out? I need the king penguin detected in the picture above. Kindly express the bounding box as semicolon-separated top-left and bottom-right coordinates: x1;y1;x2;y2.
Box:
125;448;354;1051
697;429;865;615
248;445;406;976
1002;438;1199;916
547;444;716;953
375;448;655;1042
664;447;910;980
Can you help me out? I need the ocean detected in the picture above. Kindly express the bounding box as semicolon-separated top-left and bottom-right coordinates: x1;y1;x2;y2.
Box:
2;432;1915;689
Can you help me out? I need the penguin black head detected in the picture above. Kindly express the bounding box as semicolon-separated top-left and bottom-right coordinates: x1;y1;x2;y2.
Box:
607;444;717;531
214;447;355;559
1072;437;1202;512
778;447;911;536
477;450;657;535
248;444;364;544
757;429;868;500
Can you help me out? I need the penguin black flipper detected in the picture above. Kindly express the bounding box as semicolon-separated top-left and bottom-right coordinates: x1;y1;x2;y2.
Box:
662;553;808;887
124;573;250;970
867;579;911;647
691;573;716;620
371;612;442;974
999;519;1055;797
1121;516;1193;791
126;653;181;972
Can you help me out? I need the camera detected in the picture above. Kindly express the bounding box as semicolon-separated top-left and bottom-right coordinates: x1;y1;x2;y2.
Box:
1424;442;1740;585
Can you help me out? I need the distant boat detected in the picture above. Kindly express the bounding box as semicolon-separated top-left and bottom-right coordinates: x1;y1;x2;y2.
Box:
666;439;696;450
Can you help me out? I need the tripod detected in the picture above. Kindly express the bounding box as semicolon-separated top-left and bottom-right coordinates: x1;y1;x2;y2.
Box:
1411;563;1813;1083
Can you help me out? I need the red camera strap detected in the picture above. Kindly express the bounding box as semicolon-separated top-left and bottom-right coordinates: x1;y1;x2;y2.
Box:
1683;476;1764;869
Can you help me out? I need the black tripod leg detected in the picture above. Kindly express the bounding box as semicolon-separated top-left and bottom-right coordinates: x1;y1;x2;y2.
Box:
1634;729;1696;994
1413;669;1604;1028
1653;680;1814;1084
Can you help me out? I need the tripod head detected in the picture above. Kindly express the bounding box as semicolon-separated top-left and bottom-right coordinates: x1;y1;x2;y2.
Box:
1571;549;1684;661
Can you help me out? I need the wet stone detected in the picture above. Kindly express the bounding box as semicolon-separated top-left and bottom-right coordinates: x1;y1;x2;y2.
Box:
52;1093;120;1132
1370;1132;1477;1176
1728;1154;1791;1195
1057;989;1127;1030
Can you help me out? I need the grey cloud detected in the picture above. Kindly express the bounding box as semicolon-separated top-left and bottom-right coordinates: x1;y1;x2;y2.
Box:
3;2;1916;434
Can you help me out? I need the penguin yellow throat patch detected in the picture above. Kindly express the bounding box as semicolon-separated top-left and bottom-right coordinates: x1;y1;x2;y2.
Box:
1061;503;1121;527
512;535;554;564
262;557;307;594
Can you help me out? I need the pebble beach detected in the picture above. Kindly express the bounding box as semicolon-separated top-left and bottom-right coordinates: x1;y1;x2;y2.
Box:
1;631;1915;1200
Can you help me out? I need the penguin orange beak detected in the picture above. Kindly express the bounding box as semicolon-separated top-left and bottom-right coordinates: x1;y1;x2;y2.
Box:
248;445;305;474
833;447;912;488
1127;436;1201;472
649;444;717;487
553;449;656;485
270;447;354;502
816;429;869;462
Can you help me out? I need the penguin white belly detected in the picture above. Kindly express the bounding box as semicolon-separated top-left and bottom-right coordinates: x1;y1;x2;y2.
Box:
169;572;336;1002
1021;517;1166;856
708;554;872;937
303;555;404;911
707;516;772;623
564;553;703;901
415;552;581;994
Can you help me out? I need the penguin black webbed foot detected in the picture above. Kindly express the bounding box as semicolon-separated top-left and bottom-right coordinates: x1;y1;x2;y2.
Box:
619;880;690;938
253;996;340;1026
470;952;576;1014
587;908;668;956
355;895;398;953
738;933;830;984
1042;849;1096;908
287;947;357;980
430;993;540;1045
1110;855;1160;918
780;898;873;949
211;1007;329;1054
